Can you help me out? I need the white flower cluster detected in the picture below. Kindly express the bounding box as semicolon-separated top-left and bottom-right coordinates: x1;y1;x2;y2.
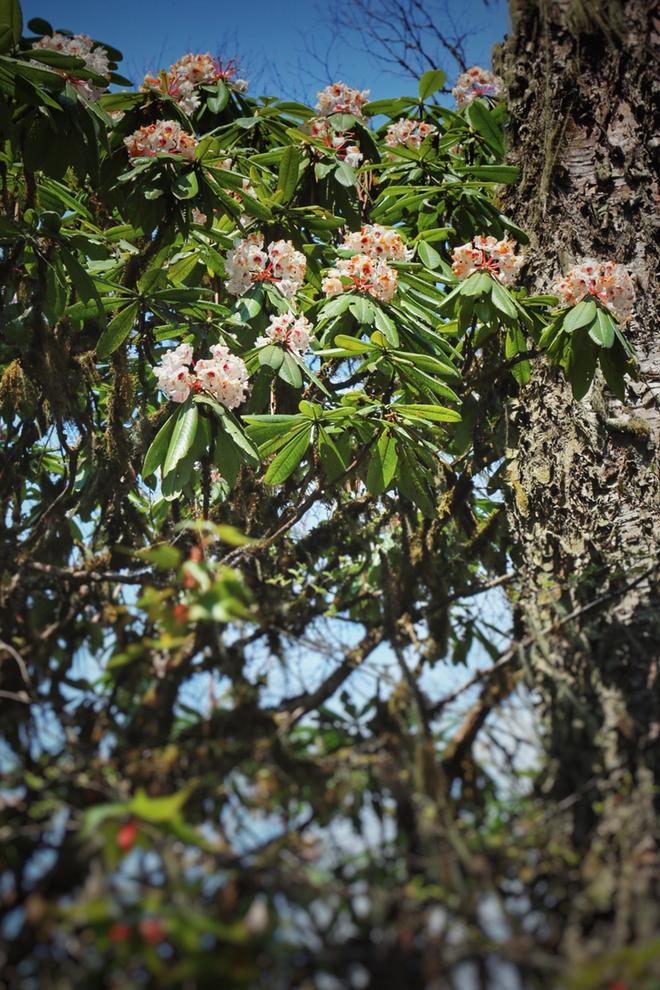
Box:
322;224;409;303
452;66;504;108
256;313;312;357
142;53;248;115
451;235;523;286
322;255;398;304
154;342;248;408
342;224;412;262
124;120;197;160
225;234;306;300
385;119;437;149
316;82;370;123
307;118;363;168
34;32;111;101
552;260;635;325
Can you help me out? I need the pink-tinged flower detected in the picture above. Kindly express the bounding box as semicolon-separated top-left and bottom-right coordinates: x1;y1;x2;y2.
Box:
141;52;247;114
385;119;437;150
256;313;313;357
452;66;504;108
124;120;197;160
306;118;364;167
552;260;635;325
153;343;195;403
194;344;249;410
322;254;398;304
33;33;111;101
341;223;412;262
316;82;370;122
225;235;306;300
451;235;523;286
153;342;249;408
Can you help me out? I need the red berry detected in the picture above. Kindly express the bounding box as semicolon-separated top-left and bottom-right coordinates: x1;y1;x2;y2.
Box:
139;918;164;944
117;821;138;851
109;922;131;943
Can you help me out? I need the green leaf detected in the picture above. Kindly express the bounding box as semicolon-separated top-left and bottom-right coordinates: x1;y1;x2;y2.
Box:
566;326;598;400
466;99;504;157
333;334;373;354
588;307;615;348
172;170;199;200
490;280;518;318
396;403;461;423
460;271;492;298
163;403;200;477
366;430;398;495
216;408;260;467
278;352;303;388
0;0;22;53
455;165;520;184
129;786;194;824
96;301;139;359
417;240;442;270
505;325;530;386
563;298;597;332
418;69;446;102
349;296;375;326
206;79;229;113
142;412;176;477
277;145;302;203
258;343;285;370
263;427;311;485
373;307;399;346
335;160;357;186
599;345;626;401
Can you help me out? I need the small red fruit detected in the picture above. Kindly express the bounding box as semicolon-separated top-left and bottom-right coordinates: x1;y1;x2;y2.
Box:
109;922;131;943
172;603;189;624
116;820;138;851
139;917;165;944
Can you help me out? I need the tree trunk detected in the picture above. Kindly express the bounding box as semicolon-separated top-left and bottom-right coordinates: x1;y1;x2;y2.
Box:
497;0;660;971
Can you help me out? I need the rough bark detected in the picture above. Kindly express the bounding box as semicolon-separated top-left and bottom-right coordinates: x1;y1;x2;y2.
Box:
497;0;660;969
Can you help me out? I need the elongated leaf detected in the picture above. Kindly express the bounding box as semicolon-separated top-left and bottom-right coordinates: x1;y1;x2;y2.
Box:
563;298;597;332
0;0;21;53
466;99;504;157
396;403;461;423
349;296;375;326
367;430;398;495
96;301;139;359
217;408;260;466
589;307;615;348
335;160;357;187
279;352;303;388
490;280;518;318
277;146;302;203
142;412;176;477
163;403;199;477
417;240;442;270
172;170;199;200
418;69;446;102
263;427;311;485
456;164;520;184
334;334;373;354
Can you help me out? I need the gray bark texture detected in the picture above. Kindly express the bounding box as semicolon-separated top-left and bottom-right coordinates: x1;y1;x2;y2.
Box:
497;0;660;969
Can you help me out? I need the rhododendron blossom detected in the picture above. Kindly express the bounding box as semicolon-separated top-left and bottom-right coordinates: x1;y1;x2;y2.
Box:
154;343;248;408
552;260;635;325
142;52;247;114
316;82;370;122
256;313;313;357
451;236;523;286
33;33;111;101
385;119;437;150
153;343;195;403
452;66;504;108
322;255;398;304
124;120;197;159
307;118;363;167
225;235;306;300
342;224;412;262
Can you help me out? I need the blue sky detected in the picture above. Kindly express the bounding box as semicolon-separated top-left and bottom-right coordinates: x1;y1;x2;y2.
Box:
21;0;509;102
